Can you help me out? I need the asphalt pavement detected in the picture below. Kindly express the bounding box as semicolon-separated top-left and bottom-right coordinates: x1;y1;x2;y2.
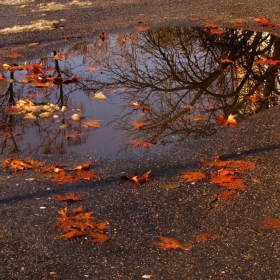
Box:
0;1;280;279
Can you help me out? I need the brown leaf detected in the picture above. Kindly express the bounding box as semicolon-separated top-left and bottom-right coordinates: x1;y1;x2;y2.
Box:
132;120;151;129
153;236;193;250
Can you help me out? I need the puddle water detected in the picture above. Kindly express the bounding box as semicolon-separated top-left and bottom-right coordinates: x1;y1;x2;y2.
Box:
0;26;279;155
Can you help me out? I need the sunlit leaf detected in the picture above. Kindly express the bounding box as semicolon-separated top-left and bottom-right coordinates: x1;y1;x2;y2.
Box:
81;120;101;128
73;163;91;170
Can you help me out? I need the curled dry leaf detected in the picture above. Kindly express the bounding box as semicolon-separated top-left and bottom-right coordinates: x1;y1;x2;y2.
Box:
153;236;193;251
121;170;152;187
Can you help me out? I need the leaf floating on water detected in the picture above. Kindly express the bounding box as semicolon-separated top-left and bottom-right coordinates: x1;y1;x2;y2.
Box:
93;91;107;100
130;139;154;149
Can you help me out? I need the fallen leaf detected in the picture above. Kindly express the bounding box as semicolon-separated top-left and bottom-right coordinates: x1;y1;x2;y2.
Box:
89;232;111;242
258;218;280;232
132;120;151;129
193;232;215;242
216;189;237;200
200;156;256;172
152;236;193;250
204;23;219;29
73;163;91;170
210;29;227;35
175;171;206;182
55;192;83;202
81;120;101;128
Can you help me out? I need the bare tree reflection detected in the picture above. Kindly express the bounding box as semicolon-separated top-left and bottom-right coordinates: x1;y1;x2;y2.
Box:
106;27;280;149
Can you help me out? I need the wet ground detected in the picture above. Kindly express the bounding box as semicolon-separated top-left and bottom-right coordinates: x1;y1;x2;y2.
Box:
0;1;280;279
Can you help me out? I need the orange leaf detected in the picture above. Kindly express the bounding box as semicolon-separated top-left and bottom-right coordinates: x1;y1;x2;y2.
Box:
89;232;111;242
254;18;272;26
130;139;154;149
259;218;280;232
194;232;215;242
200;156;256;172
134;26;149;31
128;101;140;109
132;120;151;129
210;29;227;35
60;230;88;239
153;236;193;250
3;53;24;59
55;192;83;202
176;171;206;182
75;169;101;181
204;23;219;29
81;120;101;128
211;170;247;191
54;54;67;60
73;163;91;170
231;22;245;28
216;189;237;200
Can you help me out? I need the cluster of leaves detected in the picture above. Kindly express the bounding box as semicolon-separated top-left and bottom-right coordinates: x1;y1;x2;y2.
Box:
2;158;100;185
52;192;110;242
175;156;256;204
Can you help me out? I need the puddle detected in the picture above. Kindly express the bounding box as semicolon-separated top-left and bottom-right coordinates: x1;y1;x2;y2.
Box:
0;26;279;155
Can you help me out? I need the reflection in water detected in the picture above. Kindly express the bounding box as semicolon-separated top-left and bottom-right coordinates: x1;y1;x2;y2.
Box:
0;26;279;154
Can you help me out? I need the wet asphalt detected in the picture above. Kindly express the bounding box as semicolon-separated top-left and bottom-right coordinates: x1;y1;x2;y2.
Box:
1;1;280;279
